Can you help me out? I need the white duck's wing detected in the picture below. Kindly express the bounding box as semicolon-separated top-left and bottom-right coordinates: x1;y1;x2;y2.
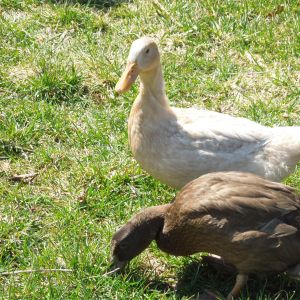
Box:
135;106;300;188
176;109;300;176
168;107;271;156
153;108;274;187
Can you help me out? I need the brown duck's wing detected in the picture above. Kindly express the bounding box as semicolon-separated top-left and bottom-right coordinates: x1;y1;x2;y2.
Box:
167;172;300;234
174;172;299;215
163;172;300;273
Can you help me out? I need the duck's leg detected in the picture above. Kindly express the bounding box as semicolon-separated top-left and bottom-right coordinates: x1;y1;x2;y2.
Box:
226;274;248;300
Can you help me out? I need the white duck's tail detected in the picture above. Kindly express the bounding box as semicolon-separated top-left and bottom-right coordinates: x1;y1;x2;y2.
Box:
271;126;300;156
266;126;300;179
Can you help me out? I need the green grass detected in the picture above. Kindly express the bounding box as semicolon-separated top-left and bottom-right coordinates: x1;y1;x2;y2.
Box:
0;0;300;298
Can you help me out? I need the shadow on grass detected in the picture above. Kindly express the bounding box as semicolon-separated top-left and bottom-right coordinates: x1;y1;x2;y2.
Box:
175;261;235;299
47;0;129;9
176;261;300;299
117;260;300;299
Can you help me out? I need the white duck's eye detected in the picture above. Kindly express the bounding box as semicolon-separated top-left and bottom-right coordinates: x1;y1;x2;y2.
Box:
145;49;150;54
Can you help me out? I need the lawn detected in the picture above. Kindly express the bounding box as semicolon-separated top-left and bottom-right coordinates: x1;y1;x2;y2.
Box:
0;0;299;299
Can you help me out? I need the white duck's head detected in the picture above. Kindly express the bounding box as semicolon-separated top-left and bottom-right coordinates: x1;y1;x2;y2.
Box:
115;37;160;94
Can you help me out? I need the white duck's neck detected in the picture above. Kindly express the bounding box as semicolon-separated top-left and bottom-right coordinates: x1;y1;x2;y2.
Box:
139;64;169;108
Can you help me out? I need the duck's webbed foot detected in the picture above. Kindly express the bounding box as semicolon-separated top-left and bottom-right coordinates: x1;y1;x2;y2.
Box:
226;274;248;300
202;254;236;274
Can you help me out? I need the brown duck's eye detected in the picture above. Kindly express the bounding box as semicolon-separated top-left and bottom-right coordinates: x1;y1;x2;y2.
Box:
119;243;128;250
145;49;150;54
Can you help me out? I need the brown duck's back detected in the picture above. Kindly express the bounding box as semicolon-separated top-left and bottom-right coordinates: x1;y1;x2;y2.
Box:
158;172;300;274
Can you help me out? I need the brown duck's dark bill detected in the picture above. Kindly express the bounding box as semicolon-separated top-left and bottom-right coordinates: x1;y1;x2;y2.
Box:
103;260;127;276
107;256;128;273
115;62;140;94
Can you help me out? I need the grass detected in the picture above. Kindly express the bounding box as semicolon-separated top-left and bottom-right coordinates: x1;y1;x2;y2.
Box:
0;0;299;298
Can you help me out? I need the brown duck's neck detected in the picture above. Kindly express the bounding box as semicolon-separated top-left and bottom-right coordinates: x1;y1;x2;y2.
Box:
139;64;170;109
134;204;170;240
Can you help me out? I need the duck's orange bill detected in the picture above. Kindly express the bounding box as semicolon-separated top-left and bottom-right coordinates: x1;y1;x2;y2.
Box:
115;62;139;94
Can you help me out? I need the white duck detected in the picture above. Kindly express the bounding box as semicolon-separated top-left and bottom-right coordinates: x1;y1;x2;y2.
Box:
115;37;300;189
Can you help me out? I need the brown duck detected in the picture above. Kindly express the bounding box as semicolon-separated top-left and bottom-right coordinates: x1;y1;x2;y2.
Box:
111;172;300;299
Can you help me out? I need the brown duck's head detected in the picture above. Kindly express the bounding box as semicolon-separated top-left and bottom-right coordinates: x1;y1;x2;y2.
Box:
111;207;166;271
115;37;160;94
